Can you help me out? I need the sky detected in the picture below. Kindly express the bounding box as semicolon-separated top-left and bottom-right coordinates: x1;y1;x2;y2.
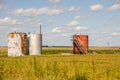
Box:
0;0;120;46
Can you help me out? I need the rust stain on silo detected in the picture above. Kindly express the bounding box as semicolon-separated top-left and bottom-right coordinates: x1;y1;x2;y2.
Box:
14;42;18;47
10;33;14;38
21;34;27;55
73;35;88;54
8;32;27;56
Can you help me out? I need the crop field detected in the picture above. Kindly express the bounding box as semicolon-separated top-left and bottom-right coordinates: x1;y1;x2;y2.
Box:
0;46;120;80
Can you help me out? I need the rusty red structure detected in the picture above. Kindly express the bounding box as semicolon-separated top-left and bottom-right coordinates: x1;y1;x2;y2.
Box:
73;35;88;54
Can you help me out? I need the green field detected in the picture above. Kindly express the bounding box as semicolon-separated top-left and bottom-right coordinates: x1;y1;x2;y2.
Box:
0;47;120;80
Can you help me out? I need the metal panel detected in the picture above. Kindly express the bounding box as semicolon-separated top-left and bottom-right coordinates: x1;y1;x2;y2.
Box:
8;32;27;56
29;34;42;55
73;35;88;54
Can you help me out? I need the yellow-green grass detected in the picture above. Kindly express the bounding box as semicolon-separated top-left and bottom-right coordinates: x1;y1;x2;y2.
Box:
1;46;120;56
0;54;120;80
0;47;120;80
89;46;120;50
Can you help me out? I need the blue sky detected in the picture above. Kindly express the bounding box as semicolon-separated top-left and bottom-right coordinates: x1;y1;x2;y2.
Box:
0;0;120;46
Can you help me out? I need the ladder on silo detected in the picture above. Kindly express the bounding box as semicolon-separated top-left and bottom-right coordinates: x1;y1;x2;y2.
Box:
73;39;85;54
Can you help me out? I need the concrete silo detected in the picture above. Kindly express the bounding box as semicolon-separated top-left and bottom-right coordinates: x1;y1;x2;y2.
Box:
8;32;27;56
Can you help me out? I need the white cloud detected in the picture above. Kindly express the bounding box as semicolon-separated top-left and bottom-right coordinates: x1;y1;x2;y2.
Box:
107;3;120;11
51;27;63;33
74;16;82;19
102;30;120;36
90;4;103;11
11;8;64;16
74;15;88;19
47;8;64;16
69;6;75;11
102;31;109;34
67;21;80;26
49;0;61;3
69;6;80;12
110;32;120;36
0;17;22;25
74;26;88;31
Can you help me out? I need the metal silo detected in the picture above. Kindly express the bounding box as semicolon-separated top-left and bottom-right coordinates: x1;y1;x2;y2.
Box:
29;24;42;55
29;33;42;55
8;32;27;56
73;34;88;54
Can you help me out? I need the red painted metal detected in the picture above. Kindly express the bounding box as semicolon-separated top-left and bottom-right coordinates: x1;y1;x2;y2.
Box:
73;35;88;54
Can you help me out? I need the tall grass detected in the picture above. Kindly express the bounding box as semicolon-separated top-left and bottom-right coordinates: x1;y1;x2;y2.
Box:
0;47;120;80
0;54;120;80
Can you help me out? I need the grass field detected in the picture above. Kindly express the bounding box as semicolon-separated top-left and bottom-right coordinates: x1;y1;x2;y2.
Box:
0;46;120;80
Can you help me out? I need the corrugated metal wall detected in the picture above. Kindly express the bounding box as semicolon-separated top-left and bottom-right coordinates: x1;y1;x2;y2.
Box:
73;35;88;54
